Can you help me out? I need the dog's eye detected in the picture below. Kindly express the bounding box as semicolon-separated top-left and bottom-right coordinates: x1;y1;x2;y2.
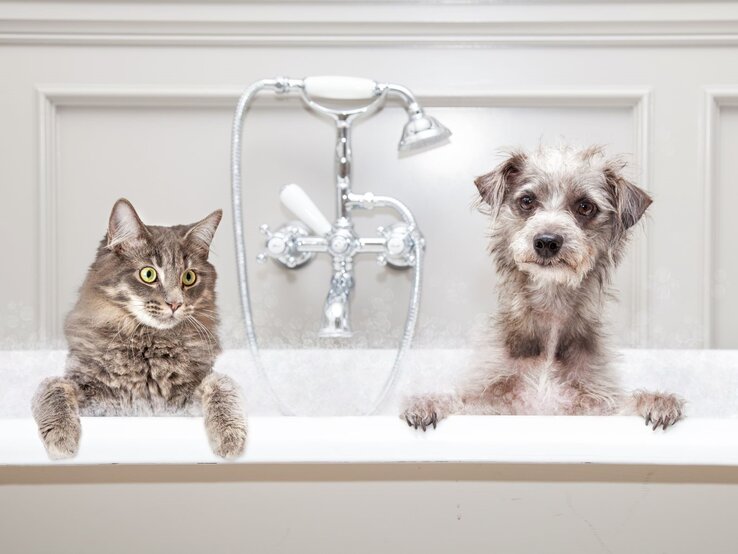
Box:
576;199;597;217
519;195;535;211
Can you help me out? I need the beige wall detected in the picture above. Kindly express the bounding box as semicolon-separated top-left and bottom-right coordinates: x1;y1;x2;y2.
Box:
3;463;738;553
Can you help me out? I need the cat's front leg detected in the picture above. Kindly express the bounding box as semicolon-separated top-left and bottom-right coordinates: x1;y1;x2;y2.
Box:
32;377;82;459
198;372;247;459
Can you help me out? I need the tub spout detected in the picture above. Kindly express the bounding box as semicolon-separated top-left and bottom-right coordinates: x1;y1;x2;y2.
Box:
319;270;354;338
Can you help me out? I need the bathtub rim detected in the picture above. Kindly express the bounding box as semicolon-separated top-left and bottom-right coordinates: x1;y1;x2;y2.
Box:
2;415;737;467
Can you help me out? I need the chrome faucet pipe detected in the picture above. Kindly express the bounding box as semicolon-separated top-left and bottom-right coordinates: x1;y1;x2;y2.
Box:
335;118;352;222
346;192;418;229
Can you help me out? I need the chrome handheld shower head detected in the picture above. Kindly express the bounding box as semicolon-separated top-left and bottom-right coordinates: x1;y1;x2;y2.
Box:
398;112;452;152
385;83;452;153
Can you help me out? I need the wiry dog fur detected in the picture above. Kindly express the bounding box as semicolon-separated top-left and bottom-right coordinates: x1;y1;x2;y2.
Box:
402;145;685;430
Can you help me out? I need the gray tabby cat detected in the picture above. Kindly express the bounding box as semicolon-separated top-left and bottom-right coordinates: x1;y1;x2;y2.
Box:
32;198;246;459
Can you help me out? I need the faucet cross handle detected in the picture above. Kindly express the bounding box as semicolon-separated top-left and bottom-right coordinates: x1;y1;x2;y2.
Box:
256;221;315;269
378;223;420;268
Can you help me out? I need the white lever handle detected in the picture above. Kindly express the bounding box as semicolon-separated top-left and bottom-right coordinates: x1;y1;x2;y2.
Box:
303;76;378;100
280;184;333;236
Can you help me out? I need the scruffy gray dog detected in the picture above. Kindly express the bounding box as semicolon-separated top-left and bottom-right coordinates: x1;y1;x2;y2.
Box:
403;145;685;430
32;199;246;459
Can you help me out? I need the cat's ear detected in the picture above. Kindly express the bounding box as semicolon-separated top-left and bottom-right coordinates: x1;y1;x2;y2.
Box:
107;198;148;251
184;209;222;256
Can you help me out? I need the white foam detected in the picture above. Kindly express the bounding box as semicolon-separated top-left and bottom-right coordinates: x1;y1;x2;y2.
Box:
1;348;735;418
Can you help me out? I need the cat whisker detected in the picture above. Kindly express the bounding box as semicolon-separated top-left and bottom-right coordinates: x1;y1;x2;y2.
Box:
104;315;134;357
185;316;207;348
193;311;218;322
193;317;217;352
192;307;218;316
186;320;213;363
187;315;215;361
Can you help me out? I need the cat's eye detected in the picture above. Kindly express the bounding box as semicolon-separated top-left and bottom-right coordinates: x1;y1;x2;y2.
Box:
576;199;597;218
182;269;197;287
139;267;157;284
518;194;535;211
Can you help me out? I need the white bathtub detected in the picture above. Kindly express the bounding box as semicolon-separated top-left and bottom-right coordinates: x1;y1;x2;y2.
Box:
4;349;738;554
1;348;737;466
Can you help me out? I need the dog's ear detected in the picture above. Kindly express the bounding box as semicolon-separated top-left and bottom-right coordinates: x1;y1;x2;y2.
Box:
474;150;527;218
604;161;652;232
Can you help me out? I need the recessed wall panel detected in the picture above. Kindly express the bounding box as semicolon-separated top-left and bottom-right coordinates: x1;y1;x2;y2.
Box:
52;100;636;348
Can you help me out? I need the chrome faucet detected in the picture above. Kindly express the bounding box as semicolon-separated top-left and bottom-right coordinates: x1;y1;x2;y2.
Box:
253;77;449;338
231;76;450;413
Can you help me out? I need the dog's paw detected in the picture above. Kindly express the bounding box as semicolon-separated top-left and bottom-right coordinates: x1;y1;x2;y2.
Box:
38;417;81;460
632;390;685;430
400;394;458;432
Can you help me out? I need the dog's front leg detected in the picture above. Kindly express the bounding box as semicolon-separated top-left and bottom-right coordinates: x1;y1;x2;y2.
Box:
401;374;518;431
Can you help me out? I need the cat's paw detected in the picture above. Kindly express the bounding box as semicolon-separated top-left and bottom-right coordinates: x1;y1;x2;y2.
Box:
32;377;81;459
401;394;457;432
38;417;81;460
632;390;685;430
208;418;247;459
200;373;247;459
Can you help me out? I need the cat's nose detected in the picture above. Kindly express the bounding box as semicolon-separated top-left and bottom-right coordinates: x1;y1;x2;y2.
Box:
166;301;182;313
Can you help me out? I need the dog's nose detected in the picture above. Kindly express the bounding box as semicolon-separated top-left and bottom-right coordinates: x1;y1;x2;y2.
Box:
166;301;182;313
533;234;563;258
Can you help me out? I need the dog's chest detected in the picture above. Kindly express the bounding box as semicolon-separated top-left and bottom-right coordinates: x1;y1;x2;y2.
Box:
515;323;578;414
518;363;574;414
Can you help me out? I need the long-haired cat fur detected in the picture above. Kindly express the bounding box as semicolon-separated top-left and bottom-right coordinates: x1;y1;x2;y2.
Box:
32;198;246;459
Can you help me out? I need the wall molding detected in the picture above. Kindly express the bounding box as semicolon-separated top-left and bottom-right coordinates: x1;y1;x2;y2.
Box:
632;89;652;348
36;89;57;346
36;84;651;346
7;2;738;47
701;87;738;348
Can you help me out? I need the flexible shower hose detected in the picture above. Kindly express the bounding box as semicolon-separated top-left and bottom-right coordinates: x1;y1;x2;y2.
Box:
230;79;423;416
